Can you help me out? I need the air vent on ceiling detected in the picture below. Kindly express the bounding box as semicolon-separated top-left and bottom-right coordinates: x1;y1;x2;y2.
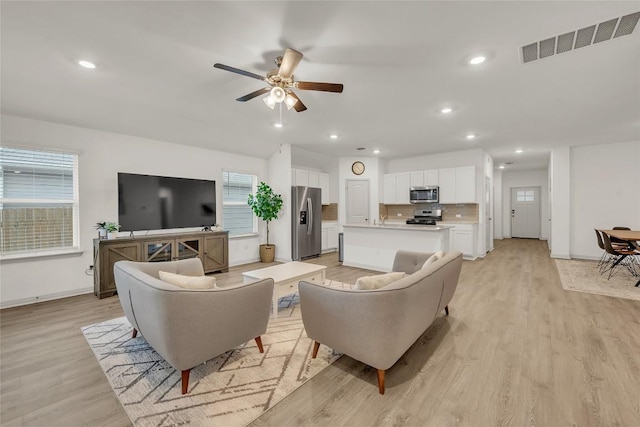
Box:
521;11;640;63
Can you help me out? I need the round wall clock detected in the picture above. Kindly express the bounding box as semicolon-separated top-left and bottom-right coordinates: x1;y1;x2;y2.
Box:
351;161;365;175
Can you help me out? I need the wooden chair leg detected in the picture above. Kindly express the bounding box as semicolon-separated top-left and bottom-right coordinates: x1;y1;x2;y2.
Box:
132;328;138;338
377;369;385;395
255;336;264;353
312;341;320;359
181;369;191;395
445;305;449;316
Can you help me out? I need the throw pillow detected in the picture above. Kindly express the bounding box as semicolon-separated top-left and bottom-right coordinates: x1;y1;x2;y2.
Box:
158;271;217;289
422;250;444;269
354;271;406;290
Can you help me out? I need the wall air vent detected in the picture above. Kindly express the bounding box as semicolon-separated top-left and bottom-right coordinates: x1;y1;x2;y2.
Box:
520;11;640;64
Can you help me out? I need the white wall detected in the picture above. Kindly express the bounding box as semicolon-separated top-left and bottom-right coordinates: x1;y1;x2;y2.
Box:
570;140;640;259
550;147;571;258
267;144;292;262
501;169;550;240
493;170;503;239
0;114;267;307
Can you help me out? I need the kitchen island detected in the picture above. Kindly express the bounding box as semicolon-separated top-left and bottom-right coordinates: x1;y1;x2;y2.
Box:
342;223;453;272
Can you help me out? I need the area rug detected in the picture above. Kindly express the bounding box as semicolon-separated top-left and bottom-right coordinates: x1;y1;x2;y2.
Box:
555;258;640;301
82;286;345;427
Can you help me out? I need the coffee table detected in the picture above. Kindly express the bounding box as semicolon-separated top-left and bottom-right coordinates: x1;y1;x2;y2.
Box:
242;262;327;319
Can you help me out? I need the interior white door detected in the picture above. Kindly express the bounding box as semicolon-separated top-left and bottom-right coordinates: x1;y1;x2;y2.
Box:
511;187;541;238
346;180;369;224
485;176;492;252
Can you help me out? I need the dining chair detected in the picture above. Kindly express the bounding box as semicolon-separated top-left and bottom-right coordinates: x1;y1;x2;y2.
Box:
601;232;637;279
594;229;611;273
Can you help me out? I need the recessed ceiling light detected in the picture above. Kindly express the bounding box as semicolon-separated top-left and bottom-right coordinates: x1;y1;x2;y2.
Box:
515;149;523;153
329;134;338;139
466;134;476;140
469;56;486;65
78;60;96;69
274;123;283;128
441;107;453;114
499;165;505;169
373;149;380;154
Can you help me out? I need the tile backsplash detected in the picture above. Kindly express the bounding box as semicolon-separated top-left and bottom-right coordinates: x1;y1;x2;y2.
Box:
322;203;338;221
381;203;479;222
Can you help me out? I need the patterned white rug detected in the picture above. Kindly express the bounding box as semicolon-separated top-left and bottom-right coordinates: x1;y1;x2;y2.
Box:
555;258;640;301
82;286;345;427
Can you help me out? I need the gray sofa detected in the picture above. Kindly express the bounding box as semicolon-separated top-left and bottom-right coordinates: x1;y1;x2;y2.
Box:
299;250;463;394
113;258;274;394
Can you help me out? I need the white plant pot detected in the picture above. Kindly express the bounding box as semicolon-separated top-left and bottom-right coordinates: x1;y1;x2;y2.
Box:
107;232;117;240
98;229;107;239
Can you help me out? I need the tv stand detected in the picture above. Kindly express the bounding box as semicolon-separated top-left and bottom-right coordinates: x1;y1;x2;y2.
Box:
93;230;229;299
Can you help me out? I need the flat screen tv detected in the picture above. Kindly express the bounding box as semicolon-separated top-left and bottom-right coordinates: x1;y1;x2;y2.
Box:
118;173;216;231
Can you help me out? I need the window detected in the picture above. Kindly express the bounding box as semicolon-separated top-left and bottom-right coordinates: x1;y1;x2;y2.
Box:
0;147;79;256
516;190;535;202
222;171;257;236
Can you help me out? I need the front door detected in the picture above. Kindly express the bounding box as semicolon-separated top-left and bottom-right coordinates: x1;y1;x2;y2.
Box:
346;180;369;224
511;187;541;239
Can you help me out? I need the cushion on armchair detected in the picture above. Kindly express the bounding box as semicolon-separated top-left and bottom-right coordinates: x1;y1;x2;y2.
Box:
422;250;444;269
159;271;217;289
354;271;406;290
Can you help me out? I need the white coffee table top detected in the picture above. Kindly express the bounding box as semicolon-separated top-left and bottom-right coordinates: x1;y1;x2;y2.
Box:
242;261;326;284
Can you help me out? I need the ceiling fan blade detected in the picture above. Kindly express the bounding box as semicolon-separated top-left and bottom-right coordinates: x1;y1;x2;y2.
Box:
213;63;267;82
236;87;271;102
278;48;303;79
287;91;307;112
295;81;344;93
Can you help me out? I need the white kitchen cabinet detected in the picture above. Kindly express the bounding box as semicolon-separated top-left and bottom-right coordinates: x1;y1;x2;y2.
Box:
319;172;329;205
455;166;476;203
294;169;309;187
437;166;476;203
410;171;424;187
425;169;439;186
383;174;396;204
438;168;456;203
395;172;411;204
321;222;338;253
442;223;476;259
308;171;319;188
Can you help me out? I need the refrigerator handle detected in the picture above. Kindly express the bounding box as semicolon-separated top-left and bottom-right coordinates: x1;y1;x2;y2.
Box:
307;197;313;235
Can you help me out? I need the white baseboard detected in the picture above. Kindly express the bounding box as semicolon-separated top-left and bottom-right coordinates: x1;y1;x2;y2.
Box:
1;287;93;309
229;257;260;267
550;253;571;259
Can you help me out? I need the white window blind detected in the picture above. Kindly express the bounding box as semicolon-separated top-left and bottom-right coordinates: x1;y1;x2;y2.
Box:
0;147;79;255
222;171;256;236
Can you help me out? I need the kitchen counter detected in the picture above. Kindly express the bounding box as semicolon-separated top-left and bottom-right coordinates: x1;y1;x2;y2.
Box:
438;220;479;224
342;224;450;271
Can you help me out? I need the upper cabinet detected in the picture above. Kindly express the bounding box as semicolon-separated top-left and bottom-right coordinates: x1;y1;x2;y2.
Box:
439;166;476;203
292;168;330;205
384;166;475;204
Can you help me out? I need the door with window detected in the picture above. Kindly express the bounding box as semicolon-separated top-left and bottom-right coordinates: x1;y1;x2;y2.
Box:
511;187;540;239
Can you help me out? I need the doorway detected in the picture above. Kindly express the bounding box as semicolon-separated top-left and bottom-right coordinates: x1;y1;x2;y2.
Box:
346;180;370;224
485;176;493;253
510;187;541;239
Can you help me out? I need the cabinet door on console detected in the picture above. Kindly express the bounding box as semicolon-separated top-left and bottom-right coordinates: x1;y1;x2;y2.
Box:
144;240;174;262
99;242;141;297
203;234;229;273
176;237;202;261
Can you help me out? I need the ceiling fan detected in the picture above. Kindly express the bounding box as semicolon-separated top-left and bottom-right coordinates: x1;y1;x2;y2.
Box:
213;48;343;112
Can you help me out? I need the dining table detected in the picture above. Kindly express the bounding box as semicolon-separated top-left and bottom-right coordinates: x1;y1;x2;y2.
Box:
598;229;640;287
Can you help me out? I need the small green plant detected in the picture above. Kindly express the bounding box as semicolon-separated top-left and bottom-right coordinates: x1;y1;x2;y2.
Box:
247;182;283;246
95;222;107;230
104;222;121;232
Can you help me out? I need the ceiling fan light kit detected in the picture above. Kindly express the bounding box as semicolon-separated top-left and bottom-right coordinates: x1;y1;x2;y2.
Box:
214;48;343;113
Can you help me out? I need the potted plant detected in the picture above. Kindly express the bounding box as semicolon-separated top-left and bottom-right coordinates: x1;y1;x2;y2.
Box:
95;222;108;239
104;222;121;240
247;182;283;262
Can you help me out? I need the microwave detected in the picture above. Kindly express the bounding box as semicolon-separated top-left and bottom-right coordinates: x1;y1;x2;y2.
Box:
409;186;439;204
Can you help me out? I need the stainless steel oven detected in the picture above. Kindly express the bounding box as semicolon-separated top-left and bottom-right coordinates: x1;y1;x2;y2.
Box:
409;186;439;204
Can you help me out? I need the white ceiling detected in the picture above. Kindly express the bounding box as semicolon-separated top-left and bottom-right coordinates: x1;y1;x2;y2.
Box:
2;1;639;170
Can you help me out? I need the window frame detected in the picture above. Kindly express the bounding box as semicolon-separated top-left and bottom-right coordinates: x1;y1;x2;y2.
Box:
221;169;258;237
0;147;80;260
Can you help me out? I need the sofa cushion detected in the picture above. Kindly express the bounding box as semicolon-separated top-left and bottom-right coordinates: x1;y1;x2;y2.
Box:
422;250;444;269
158;271;217;289
354;271;406;290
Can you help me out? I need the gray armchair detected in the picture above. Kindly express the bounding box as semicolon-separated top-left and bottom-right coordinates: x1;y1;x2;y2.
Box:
113;258;274;394
299;250;462;394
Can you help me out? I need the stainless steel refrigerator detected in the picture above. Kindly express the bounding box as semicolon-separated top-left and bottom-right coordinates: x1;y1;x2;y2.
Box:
291;186;322;260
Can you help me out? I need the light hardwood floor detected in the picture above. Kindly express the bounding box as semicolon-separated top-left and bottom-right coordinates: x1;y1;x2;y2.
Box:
2;239;639;426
